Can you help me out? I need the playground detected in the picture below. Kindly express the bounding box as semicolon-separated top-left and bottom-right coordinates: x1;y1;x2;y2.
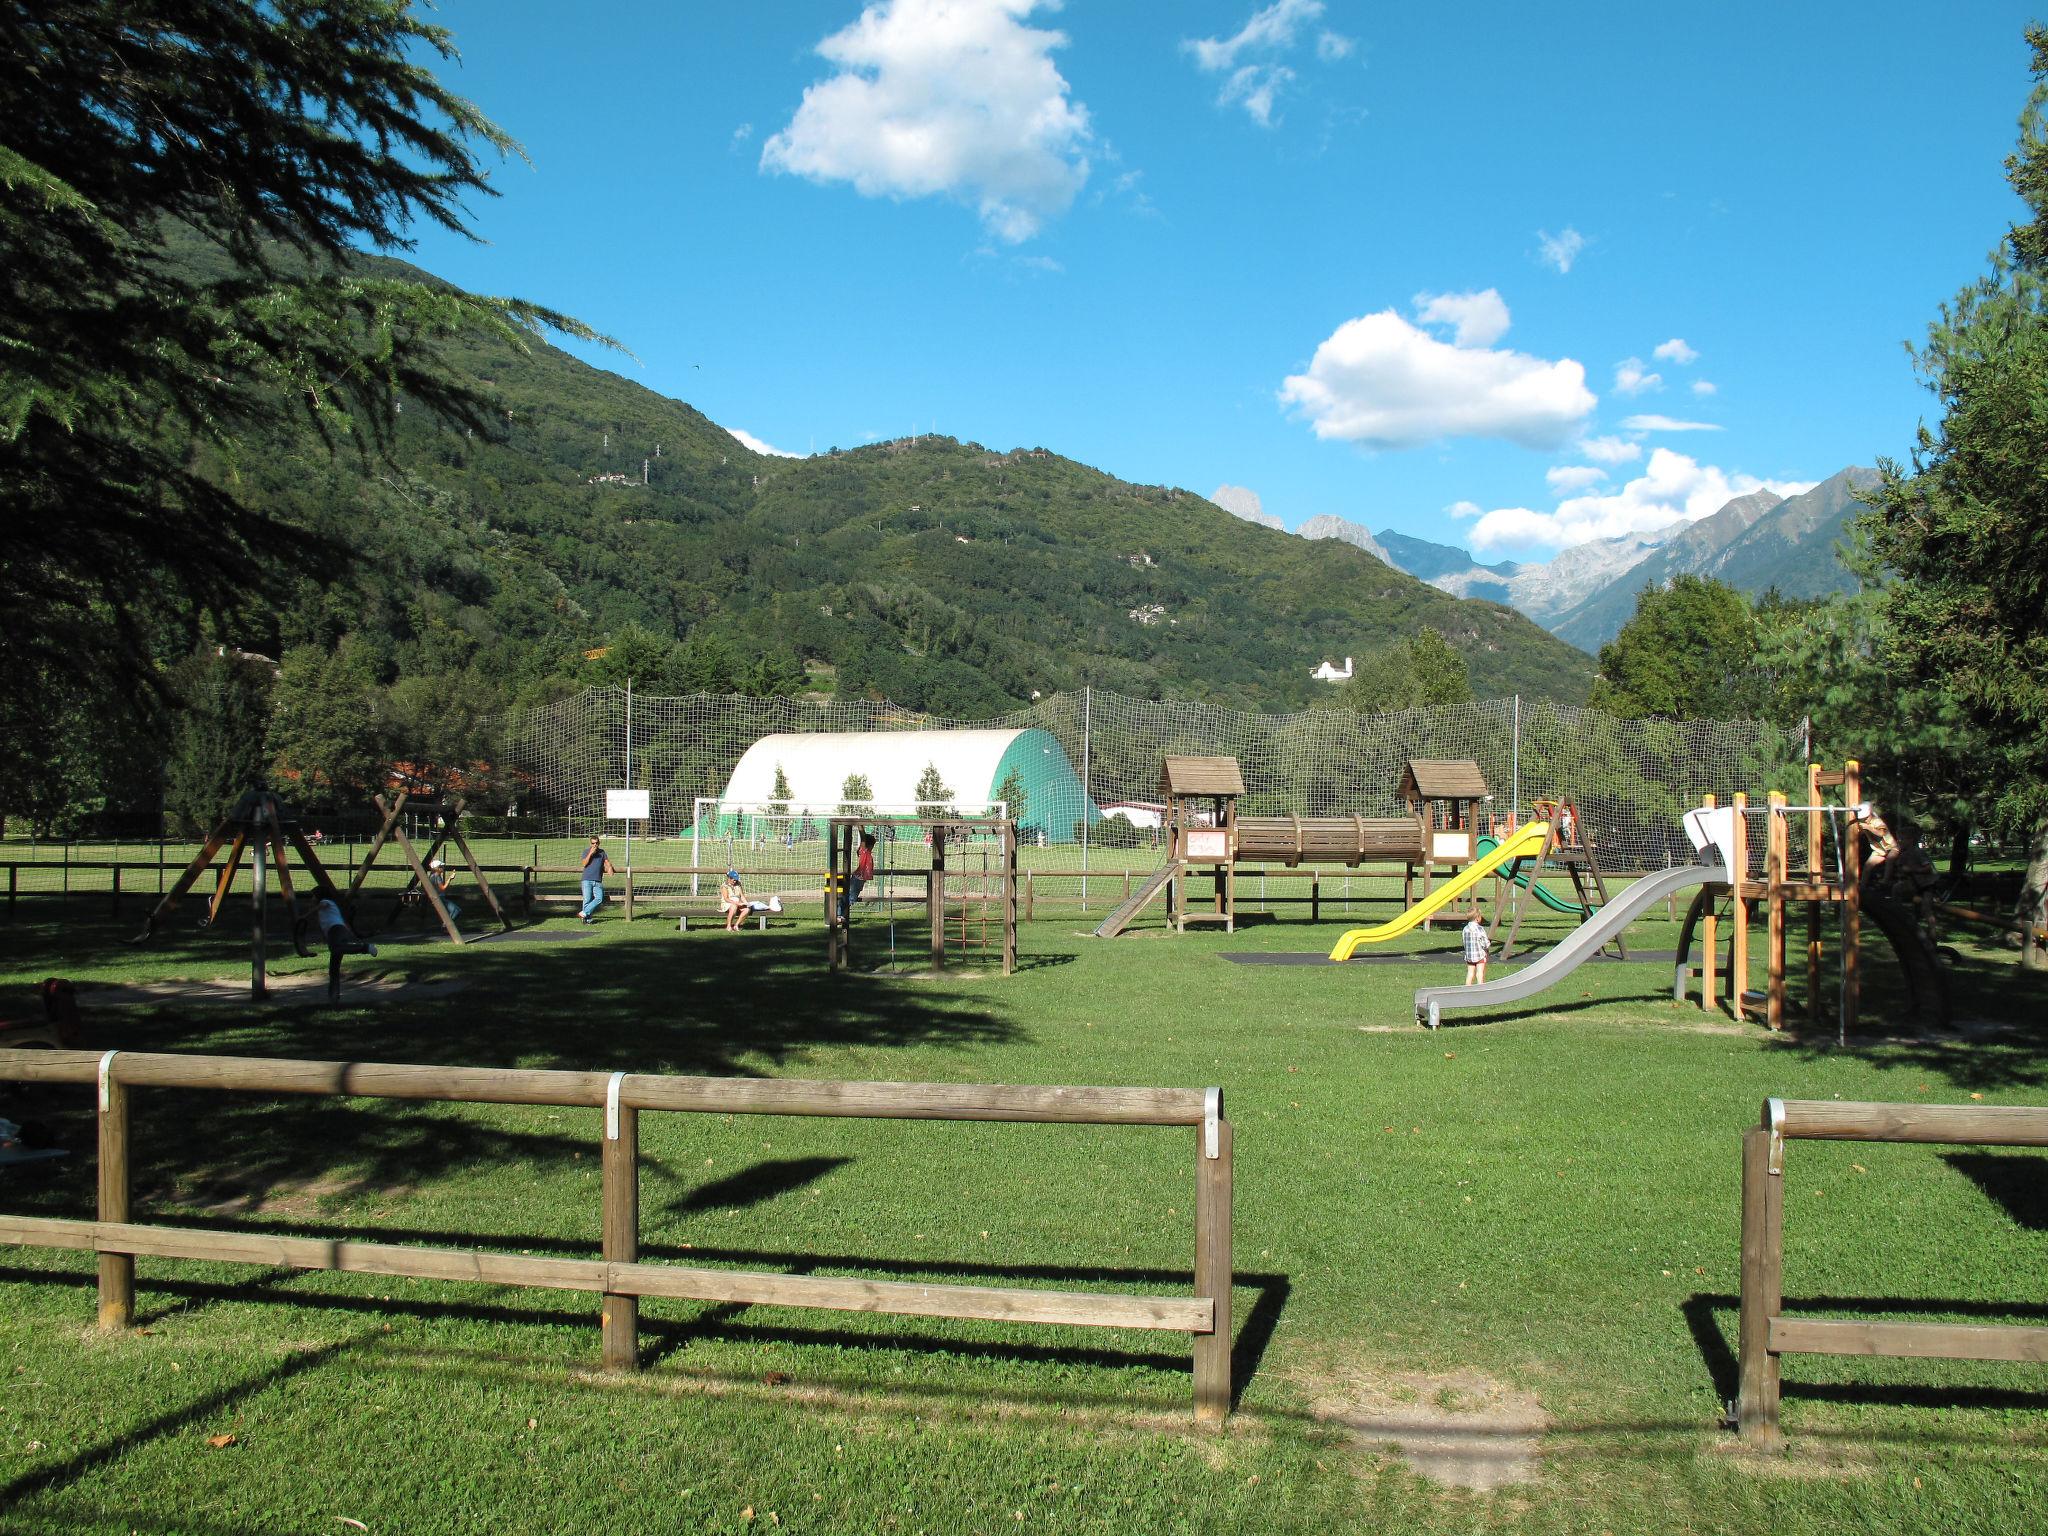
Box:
2;833;2044;1536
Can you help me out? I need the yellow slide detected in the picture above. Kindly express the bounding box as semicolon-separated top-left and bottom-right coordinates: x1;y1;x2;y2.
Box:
1327;820;1551;961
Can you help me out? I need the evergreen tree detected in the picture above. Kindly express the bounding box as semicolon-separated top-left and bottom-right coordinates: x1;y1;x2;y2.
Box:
838;772;874;817
163;649;275;835
0;1;601;740
913;761;956;818
1859;24;2048;960
994;765;1029;829
769;762;792;821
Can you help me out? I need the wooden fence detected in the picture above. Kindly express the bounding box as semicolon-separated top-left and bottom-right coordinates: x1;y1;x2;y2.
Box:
0;1049;1236;1421
1737;1096;2048;1448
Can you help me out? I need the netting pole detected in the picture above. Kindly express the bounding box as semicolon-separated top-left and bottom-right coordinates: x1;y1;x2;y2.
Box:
623;678;634;874
1510;694;1520;828
1080;685;1092;909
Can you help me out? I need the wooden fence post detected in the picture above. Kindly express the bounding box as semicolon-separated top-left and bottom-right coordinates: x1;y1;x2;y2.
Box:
1193;1114;1234;1423
1025;869;1034;921
1736;1124;1783;1448
601;1093;640;1371
110;864;122;917
98;1065;133;1331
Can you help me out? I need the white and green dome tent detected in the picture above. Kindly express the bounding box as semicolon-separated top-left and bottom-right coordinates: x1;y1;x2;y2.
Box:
700;728;1098;843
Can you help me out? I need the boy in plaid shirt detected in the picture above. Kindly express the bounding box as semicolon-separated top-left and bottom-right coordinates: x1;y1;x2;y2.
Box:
1461;910;1492;984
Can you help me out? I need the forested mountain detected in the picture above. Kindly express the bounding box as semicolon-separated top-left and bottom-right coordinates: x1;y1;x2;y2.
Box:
222;250;1596;717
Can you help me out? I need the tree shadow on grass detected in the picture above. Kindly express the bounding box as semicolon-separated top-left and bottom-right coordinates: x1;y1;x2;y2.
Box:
0;1330;368;1511
3;916;1029;1211
1943;1150;2048;1230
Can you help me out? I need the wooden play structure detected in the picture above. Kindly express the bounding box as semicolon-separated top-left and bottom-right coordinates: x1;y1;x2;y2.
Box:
826;814;1019;975
1095;755;1495;937
129;785;342;999
346;791;511;943
1488;794;1620;961
1674;760;1947;1035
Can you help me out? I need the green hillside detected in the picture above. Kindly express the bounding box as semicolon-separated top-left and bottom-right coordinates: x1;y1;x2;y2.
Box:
223;252;1594;718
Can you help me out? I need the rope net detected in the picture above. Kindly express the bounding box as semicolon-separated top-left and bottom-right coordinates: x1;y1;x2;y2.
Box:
496;688;1801;890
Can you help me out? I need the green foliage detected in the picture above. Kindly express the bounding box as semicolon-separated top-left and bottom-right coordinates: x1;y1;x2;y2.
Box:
267;640;386;806
1588;577;1757;719
1339;627;1476;713
995;765;1029;827
0;1;600;750
838;772;873;817
769;762;792;820
913;761;956;818
163;650;274;835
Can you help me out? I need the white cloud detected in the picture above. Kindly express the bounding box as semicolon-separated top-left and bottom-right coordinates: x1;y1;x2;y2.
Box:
1445;499;1483;519
1691;379;1718;396
1413;288;1511;348
1653;337;1699;365
1187;0;1323;70
1545;465;1607;495
1219;63;1296;127
1537;227;1585;274
727;427;803;458
730;122;754;150
761;0;1092;244
1623;414;1721;432
1185;0;1347;125
1613;357;1663;396
1467;448;1813;554
1280;300;1596;450
1578;434;1643;465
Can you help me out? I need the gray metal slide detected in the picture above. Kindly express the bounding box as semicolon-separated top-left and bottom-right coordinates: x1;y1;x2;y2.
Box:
1414;857;1722;1028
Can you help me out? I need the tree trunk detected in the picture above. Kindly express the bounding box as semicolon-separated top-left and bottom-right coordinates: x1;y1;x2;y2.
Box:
2022;816;2048;972
1948;825;1972;888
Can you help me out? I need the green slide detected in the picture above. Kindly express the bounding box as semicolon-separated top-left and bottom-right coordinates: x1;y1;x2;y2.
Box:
1475;834;1590;917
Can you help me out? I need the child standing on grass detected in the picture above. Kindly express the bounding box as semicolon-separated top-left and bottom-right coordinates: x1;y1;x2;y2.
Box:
1462;909;1491;985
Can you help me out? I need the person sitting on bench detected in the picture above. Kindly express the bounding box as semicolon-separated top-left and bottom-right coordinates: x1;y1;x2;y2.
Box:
721;870;748;931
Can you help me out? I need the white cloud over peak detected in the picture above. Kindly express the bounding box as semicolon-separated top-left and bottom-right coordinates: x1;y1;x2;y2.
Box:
1280;295;1596;450
1468;449;1814;554
726;427;804;458
1623;413;1721;432
1413;288;1511;348
1537;227;1585;273
1545;465;1607;494
760;0;1091;244
1614;357;1663;395
1653;337;1699;365
1186;0;1349;125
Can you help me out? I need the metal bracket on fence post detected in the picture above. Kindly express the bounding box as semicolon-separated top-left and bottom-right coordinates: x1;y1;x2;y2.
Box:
1203;1087;1222;1159
1765;1097;1785;1175
98;1050;120;1112
605;1071;627;1142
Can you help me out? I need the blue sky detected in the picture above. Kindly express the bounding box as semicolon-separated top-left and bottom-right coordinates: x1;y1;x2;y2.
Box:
400;1;2038;562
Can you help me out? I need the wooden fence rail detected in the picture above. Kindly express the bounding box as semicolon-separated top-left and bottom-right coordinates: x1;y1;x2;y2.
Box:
0;1048;1236;1421
1737;1095;2048;1449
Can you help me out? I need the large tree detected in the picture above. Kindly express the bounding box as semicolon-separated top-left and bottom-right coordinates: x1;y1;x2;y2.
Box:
0;1;596;751
1859;25;2048;963
1587;576;1756;720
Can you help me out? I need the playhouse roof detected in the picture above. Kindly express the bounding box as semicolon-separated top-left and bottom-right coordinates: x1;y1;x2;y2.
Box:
1399;758;1489;801
1160;756;1245;797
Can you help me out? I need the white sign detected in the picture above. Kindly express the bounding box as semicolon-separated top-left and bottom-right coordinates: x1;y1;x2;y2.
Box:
1431;831;1473;862
605;788;651;821
1184;829;1229;860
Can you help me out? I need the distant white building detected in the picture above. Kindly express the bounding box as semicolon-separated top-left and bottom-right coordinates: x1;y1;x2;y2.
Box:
1311;656;1354;683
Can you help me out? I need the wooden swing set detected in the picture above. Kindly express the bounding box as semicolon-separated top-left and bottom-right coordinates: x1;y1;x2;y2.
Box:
346;791;512;943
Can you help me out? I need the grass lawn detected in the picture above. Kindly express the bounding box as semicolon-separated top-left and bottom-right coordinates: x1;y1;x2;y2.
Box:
1;887;2044;1535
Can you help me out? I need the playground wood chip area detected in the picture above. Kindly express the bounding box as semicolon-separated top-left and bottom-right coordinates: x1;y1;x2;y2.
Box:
1;885;2044;1536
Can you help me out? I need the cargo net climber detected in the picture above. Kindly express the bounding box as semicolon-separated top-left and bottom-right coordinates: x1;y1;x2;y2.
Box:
821;808;1019;977
127;784;374;1003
